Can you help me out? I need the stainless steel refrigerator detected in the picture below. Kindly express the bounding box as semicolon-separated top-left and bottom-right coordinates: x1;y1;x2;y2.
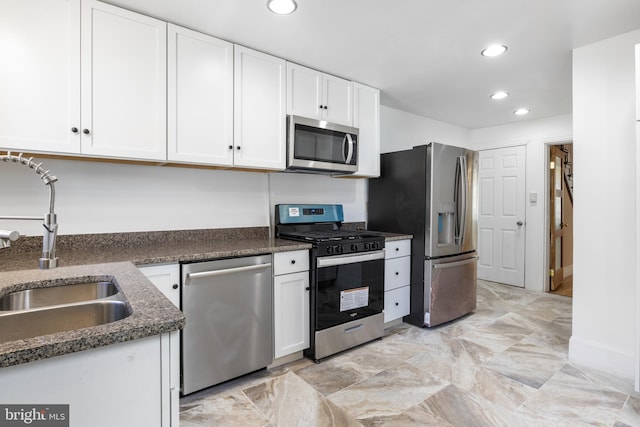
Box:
368;143;478;327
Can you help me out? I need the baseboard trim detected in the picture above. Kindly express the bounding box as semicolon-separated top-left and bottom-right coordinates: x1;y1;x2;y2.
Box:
569;335;635;378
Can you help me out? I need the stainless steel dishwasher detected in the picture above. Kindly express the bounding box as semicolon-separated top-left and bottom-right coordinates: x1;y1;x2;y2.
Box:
181;255;273;395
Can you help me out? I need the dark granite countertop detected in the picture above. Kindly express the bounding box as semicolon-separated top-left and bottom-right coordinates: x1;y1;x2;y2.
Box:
0;228;312;272
0;262;185;368
0;227;311;368
0;226;407;368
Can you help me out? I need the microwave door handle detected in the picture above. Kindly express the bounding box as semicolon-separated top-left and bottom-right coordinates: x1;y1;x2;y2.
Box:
344;133;354;164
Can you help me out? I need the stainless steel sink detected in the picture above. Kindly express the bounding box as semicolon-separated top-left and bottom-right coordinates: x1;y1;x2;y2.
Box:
0;281;118;310
0;300;132;343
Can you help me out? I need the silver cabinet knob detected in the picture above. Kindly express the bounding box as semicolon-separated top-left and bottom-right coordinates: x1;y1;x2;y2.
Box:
517;221;524;226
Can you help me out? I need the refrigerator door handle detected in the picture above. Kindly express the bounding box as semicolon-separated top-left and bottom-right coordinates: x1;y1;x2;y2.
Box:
432;255;478;270
455;155;468;246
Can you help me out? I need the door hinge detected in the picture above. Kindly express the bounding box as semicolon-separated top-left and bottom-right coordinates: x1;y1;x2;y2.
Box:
549;269;554;277
550;161;555;170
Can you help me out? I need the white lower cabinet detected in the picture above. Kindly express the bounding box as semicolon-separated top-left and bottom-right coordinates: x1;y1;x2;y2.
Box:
384;239;411;323
273;250;310;359
0;335;169;427
139;264;180;427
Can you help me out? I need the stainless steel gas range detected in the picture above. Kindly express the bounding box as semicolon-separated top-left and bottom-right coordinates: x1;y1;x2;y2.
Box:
275;204;385;361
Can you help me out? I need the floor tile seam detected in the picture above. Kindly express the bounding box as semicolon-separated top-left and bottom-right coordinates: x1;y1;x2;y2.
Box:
387;397;456;427
239;388;274;425
563;362;636;396
420;382;526;427
324;359;451;403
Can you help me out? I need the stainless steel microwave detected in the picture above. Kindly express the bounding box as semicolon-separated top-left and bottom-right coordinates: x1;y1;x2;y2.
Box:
286;115;359;174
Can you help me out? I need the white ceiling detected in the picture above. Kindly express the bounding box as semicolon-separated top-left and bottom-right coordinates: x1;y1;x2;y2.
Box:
108;0;640;129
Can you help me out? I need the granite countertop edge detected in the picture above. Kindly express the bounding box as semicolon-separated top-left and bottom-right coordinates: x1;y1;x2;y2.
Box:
0;262;187;368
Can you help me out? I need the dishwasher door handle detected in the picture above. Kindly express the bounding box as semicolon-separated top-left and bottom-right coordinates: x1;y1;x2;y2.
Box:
186;263;272;281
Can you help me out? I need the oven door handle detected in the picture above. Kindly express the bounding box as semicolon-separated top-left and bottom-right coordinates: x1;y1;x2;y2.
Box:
317;250;385;268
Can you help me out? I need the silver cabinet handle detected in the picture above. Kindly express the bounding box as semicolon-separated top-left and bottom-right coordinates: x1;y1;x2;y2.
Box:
186;263;271;281
317;250;385;268
432;256;478;270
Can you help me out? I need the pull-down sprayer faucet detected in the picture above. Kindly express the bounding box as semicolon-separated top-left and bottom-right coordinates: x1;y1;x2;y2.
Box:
0;152;59;269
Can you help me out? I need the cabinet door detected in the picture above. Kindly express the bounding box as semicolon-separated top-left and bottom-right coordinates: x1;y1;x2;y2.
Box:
138;264;180;308
233;45;286;170
139;264;180;426
323;74;353;127
168;24;234;166
385;239;411;260
352;82;380;177
385;256;411;291
286;62;323;120
273;271;309;358
384;286;410;323
0;0;81;154
273;250;310;275
81;0;166;161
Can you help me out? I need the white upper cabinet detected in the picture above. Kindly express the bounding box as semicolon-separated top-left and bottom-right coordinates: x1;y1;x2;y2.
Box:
287;63;353;127
234;45;286;170
81;0;167;161
352;82;381;177
0;0;81;154
167;24;234;166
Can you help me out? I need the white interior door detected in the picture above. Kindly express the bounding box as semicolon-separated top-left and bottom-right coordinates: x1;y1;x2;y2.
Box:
477;145;526;286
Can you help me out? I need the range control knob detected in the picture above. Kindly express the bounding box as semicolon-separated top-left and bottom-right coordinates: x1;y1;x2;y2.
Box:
334;245;343;254
325;246;333;255
351;243;358;252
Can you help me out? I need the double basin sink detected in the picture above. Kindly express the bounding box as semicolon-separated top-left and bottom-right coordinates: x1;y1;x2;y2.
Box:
0;280;132;344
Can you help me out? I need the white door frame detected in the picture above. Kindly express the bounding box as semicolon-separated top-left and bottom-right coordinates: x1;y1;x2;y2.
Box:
542;139;573;293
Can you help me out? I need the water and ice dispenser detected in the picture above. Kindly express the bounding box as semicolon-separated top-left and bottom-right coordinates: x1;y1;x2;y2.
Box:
437;202;455;246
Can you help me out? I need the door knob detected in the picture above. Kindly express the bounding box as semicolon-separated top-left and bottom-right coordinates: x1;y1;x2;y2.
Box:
517;221;524;226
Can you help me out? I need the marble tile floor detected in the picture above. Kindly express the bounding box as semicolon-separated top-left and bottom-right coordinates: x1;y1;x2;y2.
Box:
179;280;639;427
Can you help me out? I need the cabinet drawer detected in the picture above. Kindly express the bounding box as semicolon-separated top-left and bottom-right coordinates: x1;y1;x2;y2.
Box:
385;239;411;259
384;286;410;323
384;256;410;291
274;250;309;275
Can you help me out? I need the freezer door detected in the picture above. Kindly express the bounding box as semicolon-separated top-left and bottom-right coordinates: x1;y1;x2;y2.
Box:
424;252;477;327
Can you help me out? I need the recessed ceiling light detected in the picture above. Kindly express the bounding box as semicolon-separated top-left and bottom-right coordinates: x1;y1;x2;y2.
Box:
514;108;530;116
267;0;297;14
481;44;508;57
490;91;509;100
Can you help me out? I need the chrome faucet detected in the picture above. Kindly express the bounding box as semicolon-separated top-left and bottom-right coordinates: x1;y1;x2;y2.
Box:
0;152;59;269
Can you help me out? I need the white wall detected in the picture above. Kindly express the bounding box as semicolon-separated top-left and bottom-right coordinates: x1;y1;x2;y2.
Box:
268;172;367;231
470;114;573;292
380;105;471;152
0;158;366;236
569;29;640;379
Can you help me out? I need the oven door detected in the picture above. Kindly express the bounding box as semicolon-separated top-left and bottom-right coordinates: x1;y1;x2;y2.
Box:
315;250;385;330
